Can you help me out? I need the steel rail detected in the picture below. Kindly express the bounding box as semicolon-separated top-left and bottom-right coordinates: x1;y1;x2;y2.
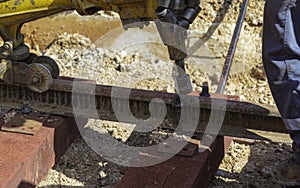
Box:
0;77;288;142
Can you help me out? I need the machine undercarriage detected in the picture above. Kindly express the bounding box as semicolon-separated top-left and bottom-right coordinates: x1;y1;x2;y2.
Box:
0;0;200;94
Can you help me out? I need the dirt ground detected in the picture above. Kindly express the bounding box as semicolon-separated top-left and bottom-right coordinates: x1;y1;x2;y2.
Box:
22;11;122;51
15;0;294;187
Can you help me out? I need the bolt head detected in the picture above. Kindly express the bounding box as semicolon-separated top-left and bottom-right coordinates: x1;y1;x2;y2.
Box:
32;77;40;84
3;44;9;50
3;42;12;51
23;101;29;106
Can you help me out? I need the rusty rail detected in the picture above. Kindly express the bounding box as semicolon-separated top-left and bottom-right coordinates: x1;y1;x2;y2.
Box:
0;77;288;142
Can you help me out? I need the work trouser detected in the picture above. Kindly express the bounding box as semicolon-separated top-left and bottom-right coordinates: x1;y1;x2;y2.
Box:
263;0;300;160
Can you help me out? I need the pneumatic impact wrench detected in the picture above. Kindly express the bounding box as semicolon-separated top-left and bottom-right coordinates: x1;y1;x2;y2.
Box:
155;0;201;95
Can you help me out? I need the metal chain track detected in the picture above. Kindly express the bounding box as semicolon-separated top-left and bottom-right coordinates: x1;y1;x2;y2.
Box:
0;77;288;141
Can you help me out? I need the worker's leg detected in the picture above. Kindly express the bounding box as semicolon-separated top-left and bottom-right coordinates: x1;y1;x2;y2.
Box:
263;0;300;184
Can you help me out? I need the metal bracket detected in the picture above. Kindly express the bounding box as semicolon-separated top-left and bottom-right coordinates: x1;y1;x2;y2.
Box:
1;111;49;135
0;43;30;61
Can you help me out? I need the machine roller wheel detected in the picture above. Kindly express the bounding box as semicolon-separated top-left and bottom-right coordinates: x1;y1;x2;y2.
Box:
32;56;60;79
24;53;38;64
27;63;53;93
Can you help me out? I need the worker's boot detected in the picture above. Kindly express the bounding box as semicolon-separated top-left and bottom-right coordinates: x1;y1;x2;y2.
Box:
273;157;300;186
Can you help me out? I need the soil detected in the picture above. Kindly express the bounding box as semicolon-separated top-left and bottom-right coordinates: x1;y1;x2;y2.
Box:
22;11;122;51
12;0;293;187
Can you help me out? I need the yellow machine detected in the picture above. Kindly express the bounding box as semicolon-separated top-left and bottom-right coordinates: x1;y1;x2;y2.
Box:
0;0;200;93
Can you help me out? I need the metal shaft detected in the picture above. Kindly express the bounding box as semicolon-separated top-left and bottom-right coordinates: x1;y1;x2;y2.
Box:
216;0;249;94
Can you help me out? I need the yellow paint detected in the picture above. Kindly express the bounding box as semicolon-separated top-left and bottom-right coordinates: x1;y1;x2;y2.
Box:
0;0;73;17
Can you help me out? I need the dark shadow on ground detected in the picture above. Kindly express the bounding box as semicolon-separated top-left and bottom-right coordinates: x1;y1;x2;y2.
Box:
212;140;293;188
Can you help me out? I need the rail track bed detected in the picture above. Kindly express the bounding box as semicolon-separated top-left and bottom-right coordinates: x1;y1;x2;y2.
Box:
0;77;290;187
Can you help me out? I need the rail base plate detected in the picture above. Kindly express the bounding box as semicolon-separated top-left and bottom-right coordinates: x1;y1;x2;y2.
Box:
1;111;49;135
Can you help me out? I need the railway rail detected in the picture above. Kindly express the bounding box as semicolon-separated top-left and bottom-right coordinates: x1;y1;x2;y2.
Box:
0;77;288;142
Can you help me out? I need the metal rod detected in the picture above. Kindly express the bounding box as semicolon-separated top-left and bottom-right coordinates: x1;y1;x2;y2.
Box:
216;0;249;94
